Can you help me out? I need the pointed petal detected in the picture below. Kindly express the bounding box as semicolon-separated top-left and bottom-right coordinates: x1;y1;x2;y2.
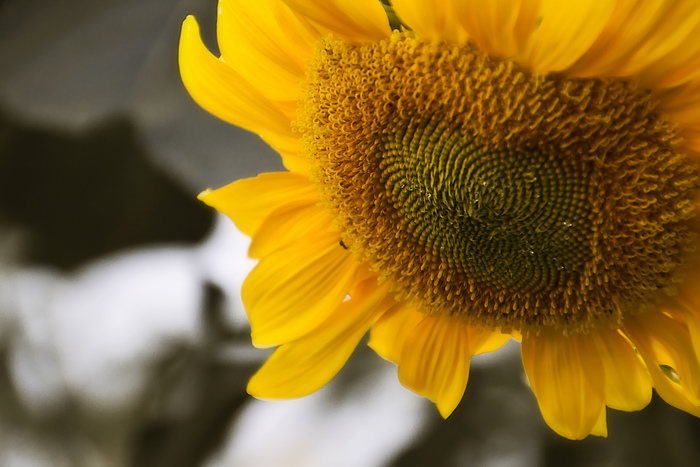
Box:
368;304;423;364
510;329;523;342
269;137;310;175
589;329;653;412
282;0;391;44
568;0;670;78
669;297;700;368
242;232;358;347
467;325;512;355
392;0;467;43
198;172;317;237
590;406;608;438
248;279;393;399
621;0;700;87
452;0;540;58
179;16;296;146
248;202;334;259
570;0;700;88
217;0;320;108
644;361;700;417
624;312;700;416
517;0;616;73
278;148;311;176
521;332;606;439
398;315;471;418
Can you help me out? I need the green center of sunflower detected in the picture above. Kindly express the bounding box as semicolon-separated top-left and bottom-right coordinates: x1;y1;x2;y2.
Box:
299;33;698;334
381;121;593;292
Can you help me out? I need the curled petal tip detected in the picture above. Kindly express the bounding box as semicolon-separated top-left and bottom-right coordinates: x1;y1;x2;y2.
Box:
197;188;213;201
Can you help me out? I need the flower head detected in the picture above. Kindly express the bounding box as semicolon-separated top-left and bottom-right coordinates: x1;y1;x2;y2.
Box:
180;0;700;439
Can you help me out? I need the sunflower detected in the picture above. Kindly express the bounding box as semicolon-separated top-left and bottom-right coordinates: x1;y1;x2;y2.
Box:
179;0;700;439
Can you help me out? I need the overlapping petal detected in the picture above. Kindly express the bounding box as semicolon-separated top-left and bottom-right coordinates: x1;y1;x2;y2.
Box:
370;311;510;417
568;0;671;78
199;172;317;237
248;202;334;259
452;0;540;58
517;0;616;73
391;0;467;43
467;325;512;355
624;312;700;417
179;17;296;150
590;329;652;412
616;0;700;88
368;304;423;364
660;80;700;152
242;232;359;347
217;0;320;107
398;315;471;418
672;276;700;365
521;332;607;439
282;0;391;44
247;279;394;399
569;0;700;89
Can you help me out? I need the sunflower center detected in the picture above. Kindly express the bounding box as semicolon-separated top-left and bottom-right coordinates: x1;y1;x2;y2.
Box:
381;121;593;292
299;33;698;334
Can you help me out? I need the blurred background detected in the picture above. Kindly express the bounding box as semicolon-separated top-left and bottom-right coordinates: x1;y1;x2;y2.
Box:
1;0;700;466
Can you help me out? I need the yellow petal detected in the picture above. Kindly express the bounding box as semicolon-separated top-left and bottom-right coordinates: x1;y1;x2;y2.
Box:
623;0;700;88
198;172;317;237
368;304;423;364
510;329;523;342
570;0;700;88
521;332;606;440
567;0;667;78
676;270;700;311
660;78;700;130
589;329;652;412
452;0;540;58
650;50;700;89
517;0;616;73
682;130;700;156
179;16;296;147
248;278;393;399
247;279;393;399
278;150;311;176
248;201;334;259
467;325;512;355
391;0;467;43
644;361;700;417
590;406;608;438
398;315;471;418
217;0;320;108
282;0;391;44
670;298;700;367
624;312;700;416
242;232;358;347
277;142;311;176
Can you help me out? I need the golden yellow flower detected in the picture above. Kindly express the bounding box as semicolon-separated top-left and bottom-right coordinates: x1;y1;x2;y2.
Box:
180;0;700;439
